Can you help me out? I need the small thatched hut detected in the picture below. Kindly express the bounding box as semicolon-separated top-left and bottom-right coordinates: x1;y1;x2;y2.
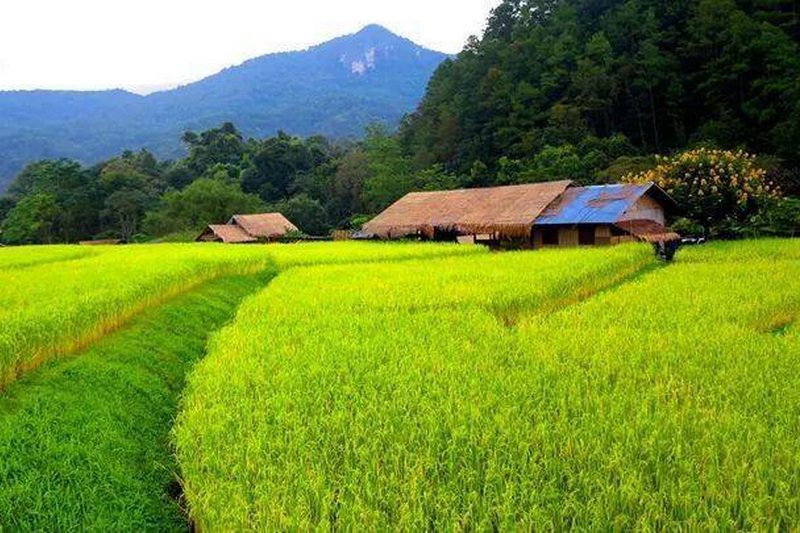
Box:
196;213;298;244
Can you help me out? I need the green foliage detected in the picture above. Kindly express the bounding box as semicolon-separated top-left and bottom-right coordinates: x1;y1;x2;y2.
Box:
267;194;329;236
0;197;14;226
103;189;150;242
400;0;800;179
745;197;800;237
0;193;59;245
3;160;103;243
362;124;414;212
327;149;368;226
182;123;246;177
143;178;264;237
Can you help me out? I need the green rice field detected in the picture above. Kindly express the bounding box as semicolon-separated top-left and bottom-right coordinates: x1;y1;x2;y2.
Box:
0;239;798;529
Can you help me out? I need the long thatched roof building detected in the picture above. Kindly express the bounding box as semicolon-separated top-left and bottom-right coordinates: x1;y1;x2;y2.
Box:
197;213;298;244
363;181;573;239
362;181;679;247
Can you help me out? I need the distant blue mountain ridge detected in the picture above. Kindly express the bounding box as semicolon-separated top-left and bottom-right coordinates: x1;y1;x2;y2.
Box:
0;25;449;190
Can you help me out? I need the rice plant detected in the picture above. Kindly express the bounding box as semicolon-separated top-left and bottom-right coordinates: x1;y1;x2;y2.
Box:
0;245;96;271
0;242;475;388
174;244;662;529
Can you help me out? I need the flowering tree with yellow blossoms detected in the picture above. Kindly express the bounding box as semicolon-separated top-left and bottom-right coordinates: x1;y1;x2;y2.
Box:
624;149;780;237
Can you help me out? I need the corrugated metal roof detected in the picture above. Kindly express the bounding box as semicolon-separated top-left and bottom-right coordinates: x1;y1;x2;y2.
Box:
534;183;652;225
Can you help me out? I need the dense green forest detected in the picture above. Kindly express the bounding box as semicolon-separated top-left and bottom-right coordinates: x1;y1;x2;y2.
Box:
1;0;799;244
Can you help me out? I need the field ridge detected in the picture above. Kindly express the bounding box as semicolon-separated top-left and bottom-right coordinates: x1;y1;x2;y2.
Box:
0;271;276;530
493;257;661;327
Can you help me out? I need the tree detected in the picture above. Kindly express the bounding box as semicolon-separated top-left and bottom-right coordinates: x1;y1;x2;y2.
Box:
329;149;369;225
0;197;15;226
268;194;329;236
0;193;58;244
143;178;263;237
241;132;330;202
182;122;246;177
104;189;150;241
400;0;800;183
362;124;414;212
6;159;102;242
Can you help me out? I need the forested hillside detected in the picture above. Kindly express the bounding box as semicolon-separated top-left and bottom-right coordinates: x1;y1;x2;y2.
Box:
0;25;447;189
400;0;800;181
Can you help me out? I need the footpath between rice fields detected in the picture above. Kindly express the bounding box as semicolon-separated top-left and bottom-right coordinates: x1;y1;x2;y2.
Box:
0;272;276;530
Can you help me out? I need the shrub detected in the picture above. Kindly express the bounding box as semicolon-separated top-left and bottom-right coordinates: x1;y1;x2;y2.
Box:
624;149;780;237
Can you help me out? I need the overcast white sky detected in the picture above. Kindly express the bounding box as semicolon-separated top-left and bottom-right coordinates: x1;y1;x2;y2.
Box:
0;0;500;93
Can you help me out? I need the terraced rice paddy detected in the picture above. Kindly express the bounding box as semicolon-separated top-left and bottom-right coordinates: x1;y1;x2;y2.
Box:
0;242;472;389
0;239;798;529
176;240;799;530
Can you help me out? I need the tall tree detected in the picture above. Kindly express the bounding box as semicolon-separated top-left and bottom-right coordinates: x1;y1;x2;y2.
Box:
143;178;263;237
0;193;59;245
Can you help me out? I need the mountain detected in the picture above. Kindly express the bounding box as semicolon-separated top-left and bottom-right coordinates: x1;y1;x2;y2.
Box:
0;25;449;191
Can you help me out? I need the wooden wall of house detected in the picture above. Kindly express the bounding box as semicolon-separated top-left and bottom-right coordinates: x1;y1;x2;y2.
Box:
532;225;615;248
619;194;665;225
532;229;543;248
595;225;612;246
558;228;579;247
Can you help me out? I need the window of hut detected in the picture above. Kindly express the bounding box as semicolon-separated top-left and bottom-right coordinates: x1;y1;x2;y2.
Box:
579;226;596;246
542;227;559;246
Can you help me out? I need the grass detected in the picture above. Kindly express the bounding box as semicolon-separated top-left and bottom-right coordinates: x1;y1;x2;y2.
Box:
0;244;276;388
0;272;275;531
174;239;800;529
265;240;484;269
0;241;482;530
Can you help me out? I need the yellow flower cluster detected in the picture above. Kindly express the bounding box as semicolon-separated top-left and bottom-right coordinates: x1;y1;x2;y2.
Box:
624;149;780;206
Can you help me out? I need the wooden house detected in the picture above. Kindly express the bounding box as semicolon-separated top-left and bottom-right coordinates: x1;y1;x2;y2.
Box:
532;183;679;246
196;213;298;244
362;181;679;247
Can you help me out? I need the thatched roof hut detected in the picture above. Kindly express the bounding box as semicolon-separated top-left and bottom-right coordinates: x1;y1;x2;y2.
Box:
362;181;574;239
229;214;299;240
196;213;299;244
197;224;258;244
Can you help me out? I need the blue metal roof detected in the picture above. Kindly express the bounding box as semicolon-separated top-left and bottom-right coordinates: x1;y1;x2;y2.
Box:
534;184;652;225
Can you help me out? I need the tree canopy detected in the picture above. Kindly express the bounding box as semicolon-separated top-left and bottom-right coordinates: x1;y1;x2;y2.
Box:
400;0;800;180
